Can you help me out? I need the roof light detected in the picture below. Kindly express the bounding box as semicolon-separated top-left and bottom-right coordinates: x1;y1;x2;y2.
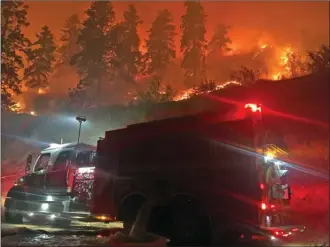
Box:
245;103;262;112
49;143;61;148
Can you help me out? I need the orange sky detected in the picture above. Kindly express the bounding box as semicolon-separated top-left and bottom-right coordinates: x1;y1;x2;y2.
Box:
26;1;329;53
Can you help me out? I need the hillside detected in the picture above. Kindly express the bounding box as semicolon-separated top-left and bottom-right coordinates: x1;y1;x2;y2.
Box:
147;71;329;123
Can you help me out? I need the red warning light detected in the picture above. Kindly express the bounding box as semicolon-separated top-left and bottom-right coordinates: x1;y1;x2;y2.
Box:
260;183;265;190
245;103;262;112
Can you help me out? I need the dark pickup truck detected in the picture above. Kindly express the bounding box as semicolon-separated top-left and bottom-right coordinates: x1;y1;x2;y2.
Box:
4;142;97;226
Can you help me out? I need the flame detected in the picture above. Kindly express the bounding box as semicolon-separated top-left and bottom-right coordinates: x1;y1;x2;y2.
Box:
173;81;240;101
38;88;47;95
268;46;297;80
272;72;282;80
260;44;268;49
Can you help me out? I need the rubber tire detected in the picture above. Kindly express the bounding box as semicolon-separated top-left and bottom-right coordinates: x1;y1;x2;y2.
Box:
4;198;23;224
169;208;211;246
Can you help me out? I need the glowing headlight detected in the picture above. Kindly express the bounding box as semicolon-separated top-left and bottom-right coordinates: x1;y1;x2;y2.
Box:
41;203;49;211
46;195;53;201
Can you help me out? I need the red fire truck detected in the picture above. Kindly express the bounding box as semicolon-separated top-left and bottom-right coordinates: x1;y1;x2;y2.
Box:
91;102;304;245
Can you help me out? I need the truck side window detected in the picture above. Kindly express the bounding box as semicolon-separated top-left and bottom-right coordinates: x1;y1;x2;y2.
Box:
34;153;51;172
53;151;72;171
76;152;88;167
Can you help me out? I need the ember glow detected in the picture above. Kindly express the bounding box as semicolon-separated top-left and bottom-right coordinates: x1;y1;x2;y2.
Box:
173;81;241;101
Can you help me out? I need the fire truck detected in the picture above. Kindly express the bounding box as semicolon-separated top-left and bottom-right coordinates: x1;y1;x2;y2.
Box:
91;102;304;245
4;142;97;226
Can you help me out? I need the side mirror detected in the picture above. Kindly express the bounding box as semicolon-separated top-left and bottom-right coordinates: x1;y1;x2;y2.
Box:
26;153;32;173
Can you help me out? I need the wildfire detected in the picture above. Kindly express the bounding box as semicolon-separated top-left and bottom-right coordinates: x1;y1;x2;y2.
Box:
272;72;282;80
260;44;269;49
280;47;293;69
38;88;48;95
268;46;296;80
7;37;308;112
173;81;241;101
8;102;24;112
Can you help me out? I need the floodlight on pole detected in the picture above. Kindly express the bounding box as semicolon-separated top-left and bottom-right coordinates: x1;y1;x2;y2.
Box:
76;116;86;144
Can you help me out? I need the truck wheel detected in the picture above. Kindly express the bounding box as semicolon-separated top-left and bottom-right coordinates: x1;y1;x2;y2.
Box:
169;208;211;246
4;198;23;224
118;194;146;235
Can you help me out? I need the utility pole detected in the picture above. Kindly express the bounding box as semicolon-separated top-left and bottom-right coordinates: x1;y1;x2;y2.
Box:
75;116;87;144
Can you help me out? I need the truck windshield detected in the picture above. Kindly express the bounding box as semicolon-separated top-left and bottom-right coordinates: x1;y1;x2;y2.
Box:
34;153;51;172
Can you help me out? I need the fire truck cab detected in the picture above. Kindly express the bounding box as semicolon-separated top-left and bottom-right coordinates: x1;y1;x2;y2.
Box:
4;142;96;226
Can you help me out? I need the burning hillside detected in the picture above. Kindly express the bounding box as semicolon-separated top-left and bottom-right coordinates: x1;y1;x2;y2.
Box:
3;1;328;115
7;40;312;116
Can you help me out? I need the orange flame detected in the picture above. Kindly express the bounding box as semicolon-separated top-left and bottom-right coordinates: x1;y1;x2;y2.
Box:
173;81;240;101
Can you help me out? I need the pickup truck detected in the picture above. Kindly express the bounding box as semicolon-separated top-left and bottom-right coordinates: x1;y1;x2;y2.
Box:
4;142;96;226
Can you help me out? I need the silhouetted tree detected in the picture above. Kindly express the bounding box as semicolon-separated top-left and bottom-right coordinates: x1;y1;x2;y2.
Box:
24;26;56;89
58;14;81;66
135;76;175;104
71;1;116;103
208;24;231;61
306;44;330;74
230;66;259;86
195;79;217;94
1;1;30;109
286;51;306;78
111;4;143;85
144;9;176;76
180;1;207;87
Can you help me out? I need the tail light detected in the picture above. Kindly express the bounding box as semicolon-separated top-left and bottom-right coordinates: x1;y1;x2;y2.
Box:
261;202;275;210
260;183;265;190
66;168;75;192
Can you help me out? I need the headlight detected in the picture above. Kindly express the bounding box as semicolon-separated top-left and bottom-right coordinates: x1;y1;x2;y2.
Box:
41;203;49;211
46;195;53;201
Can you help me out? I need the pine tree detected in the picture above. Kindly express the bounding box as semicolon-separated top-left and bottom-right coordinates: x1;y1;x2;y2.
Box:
307;44;330;74
1;1;30;110
180;1;207;87
208;24;231;60
111;4;142;84
145;9;176;76
58;14;81;66
24;26;56;89
71;1;116;103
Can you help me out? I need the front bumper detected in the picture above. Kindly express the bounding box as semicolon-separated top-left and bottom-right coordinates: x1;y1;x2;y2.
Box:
9;195;91;221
